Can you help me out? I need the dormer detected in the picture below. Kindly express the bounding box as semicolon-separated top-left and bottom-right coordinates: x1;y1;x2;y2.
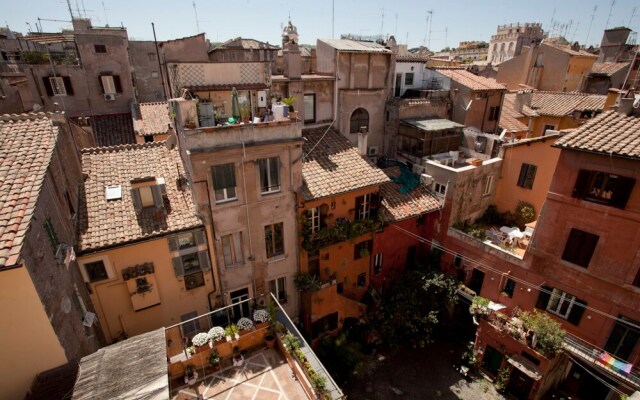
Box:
130;176;167;214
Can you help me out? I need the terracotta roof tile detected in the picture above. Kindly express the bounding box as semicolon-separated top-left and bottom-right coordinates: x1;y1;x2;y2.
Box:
211;37;280;51
435;68;506;91
499;93;529;133
78;142;201;252
529;91;606;117
132;102;171;136
554;110;640;158
301;127;390;201
90;113;135;146
379;167;441;222
543;42;597;57
0;113;57;268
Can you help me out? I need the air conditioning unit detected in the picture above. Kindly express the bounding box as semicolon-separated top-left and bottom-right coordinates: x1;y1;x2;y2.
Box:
369;156;378;165
412;164;424;174
83;311;97;327
184;273;205;290
103;93;116;101
368;146;379;156
420;174;434;186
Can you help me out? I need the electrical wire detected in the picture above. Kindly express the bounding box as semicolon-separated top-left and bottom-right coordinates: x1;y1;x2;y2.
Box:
390;223;640;332
302;119;336;160
565;354;629;395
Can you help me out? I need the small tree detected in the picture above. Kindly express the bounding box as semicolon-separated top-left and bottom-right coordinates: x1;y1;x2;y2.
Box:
518;310;565;357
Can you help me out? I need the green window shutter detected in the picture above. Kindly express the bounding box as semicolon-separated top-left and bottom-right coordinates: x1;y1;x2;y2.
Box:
198;250;211;271
172;256;184;277
195;229;206;246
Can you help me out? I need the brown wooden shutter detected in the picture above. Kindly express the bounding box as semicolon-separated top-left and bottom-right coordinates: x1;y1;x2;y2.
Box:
151;184;164;209
167;236;180;252
113;75;122;93
567;298;587;325
62;76;74;95
130;188;142;214
198;250;211;271
195;229;206;246
42;77;54;96
573;170;590;198
172;256;184;277
98;76;105;93
611;177;635;209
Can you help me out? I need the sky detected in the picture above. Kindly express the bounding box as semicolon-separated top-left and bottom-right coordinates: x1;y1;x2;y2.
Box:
3;0;639;50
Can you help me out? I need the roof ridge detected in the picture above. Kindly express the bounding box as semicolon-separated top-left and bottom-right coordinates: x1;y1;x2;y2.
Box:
0;112;60;122
139;101;169;106
81;140;168;154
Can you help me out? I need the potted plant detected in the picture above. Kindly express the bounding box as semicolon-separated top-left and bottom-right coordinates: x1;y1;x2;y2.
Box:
209;348;221;371
239;102;251;123
264;301;277;348
192;332;210;351
186;346;196;357
237;317;254;333
184;364;198;385
253;309;269;331
208;326;225;346
225;324;240;342
232;346;244;367
282;96;298;119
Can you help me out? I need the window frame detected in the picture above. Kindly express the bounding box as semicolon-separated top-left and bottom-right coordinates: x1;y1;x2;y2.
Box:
517;163;537;189
212;163;238;203
488;106;500;121
404;72;415;86
373;253;383;275
573;169;635;209
350;108;370;133
94;44;107;54
502;278;516;298
265;222;284;259
168;229;211;278
269;276;288;303
357;272;367;287
434;182;447;196
482;175;493;196
308;207;320;234
221;232;244;267
355;193;371;221
536;285;586;325
80;256;113;283
258;156;281;194
99;74;122;94
354;239;372;260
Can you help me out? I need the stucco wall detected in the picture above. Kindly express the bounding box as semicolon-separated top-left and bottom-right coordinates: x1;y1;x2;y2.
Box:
129;41;165;102
494;137;560;215
79;236;214;343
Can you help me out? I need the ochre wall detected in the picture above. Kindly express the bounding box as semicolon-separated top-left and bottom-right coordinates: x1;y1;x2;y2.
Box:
0;267;67;399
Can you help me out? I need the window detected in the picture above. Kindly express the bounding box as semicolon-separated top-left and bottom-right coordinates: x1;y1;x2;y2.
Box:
482;175;493;196
350;108;369;133
543;124;555;135
604;316;640;361
573;170;635;209
43;76;74;96
354;240;372;260
356;194;370;220
304;94;316;122
373;253;383;275
475;136;488;153
94;44;107;53
221;232;243;267
147;52;156;61
269;277;287;303
502;278;516;298
488;106;500;121
169;229;211;280
258;157;280;194
85;261;108;282
536;285;586;325
265;222;284;258
562;228;599;268
357;272;367;287
99;75;122;94
130;180;165;214
434;182;447;196
43;217;59;253
308;207;321;234
517;163;537;189
404;73;414;86
212;163;237;203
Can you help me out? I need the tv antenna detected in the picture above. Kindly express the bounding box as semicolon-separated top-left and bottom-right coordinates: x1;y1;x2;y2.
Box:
193;1;200;34
585;5;598;45
427;10;433;50
605;0;616;29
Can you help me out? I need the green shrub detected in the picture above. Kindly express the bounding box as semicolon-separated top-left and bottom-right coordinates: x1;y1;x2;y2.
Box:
519;310;565;357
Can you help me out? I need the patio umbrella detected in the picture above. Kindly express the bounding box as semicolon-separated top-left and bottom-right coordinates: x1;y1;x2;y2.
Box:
231;87;241;122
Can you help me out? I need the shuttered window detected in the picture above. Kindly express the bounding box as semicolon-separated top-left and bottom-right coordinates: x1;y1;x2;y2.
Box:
573;169;635;209
99;75;122;94
536;285;587;326
517;163;537;189
265;222;284;258
212;163;237;203
221;232;243;267
43;76;74;96
130;183;165;214
562;228;598;268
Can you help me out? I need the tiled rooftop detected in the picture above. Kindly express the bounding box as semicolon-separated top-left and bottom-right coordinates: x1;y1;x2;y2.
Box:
554;110;640;159
543;42;597;57
0;114;57;268
590;62;630;76
500;93;530;133
301;127;389;201
211;37;280;51
529;91;606;117
435;68;507;91
319;39;391;53
132;102;172;136
379;167;441;222
90;113;136;147
78;141;201;252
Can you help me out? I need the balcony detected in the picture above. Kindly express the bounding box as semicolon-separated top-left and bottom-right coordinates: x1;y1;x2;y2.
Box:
165;294;344;399
563;333;640;391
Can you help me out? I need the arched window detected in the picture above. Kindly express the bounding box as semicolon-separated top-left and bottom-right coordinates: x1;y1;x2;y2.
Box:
350;108;369;133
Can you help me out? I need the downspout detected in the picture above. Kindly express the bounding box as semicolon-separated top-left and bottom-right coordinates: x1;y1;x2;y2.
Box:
152;22;168;101
334;50;339;124
241;140;257;298
289;145;301;318
480;93;489;133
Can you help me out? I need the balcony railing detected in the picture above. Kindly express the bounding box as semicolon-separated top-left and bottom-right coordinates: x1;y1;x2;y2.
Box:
563;333;640;390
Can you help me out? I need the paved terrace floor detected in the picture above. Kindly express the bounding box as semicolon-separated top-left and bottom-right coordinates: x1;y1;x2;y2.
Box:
172;348;308;400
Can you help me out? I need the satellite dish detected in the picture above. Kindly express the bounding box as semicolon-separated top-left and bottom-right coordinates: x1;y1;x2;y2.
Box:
165;134;177;150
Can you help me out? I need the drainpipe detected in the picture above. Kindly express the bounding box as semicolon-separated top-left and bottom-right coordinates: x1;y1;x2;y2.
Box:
152;22;168;101
241;140;257;298
480;93;489;132
334;50;340;125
